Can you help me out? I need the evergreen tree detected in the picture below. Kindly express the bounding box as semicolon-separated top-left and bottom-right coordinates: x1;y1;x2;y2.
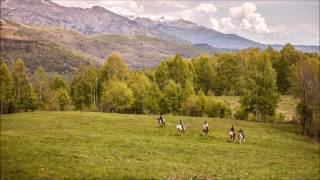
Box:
0;61;14;113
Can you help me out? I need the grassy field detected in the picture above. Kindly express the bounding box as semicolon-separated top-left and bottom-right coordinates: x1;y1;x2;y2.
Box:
1;111;319;179
210;95;298;121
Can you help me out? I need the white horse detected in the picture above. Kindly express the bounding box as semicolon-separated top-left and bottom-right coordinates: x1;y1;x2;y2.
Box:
158;118;166;127
202;125;209;136
176;124;185;135
230;131;235;143
238;133;244;144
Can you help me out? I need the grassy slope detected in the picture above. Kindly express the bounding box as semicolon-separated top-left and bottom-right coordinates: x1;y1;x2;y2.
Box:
1;111;319;179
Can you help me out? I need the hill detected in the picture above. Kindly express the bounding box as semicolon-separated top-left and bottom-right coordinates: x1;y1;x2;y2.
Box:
0;0;182;42
1;111;319;179
0;20;211;72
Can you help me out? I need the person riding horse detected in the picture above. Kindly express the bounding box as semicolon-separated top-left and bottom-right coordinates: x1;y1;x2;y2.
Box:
238;128;245;144
179;120;185;132
202;121;209;135
230;125;235;143
158;113;165;126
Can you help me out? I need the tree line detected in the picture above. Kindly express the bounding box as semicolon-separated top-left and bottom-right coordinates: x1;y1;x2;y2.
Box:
0;44;319;137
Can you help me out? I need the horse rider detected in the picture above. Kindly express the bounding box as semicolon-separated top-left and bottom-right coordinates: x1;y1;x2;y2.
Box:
230;125;235;136
179;120;185;132
204;121;209;132
239;128;245;140
159;113;164;124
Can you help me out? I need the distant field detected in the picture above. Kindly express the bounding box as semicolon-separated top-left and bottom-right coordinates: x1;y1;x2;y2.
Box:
1;111;319;179
209;95;298;121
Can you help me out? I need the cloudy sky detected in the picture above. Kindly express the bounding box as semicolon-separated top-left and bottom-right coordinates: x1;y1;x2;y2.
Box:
52;0;319;46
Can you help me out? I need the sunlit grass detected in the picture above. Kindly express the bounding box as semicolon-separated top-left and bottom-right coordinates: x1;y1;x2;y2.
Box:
1;111;318;179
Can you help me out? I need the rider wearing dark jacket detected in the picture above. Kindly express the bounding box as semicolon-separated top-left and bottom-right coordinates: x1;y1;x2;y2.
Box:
159;113;164;121
230;125;235;134
180;120;185;131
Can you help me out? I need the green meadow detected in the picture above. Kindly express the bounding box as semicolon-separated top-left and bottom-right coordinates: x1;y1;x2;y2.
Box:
1;111;319;179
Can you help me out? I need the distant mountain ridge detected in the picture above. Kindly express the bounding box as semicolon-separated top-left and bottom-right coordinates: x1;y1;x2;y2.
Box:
1;0;318;53
1;19;218;72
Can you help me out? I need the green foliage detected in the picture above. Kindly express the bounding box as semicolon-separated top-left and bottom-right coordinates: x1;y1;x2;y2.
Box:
100;53;129;81
272;43;302;94
292;57;320;137
51;75;67;91
205;99;232;118
167;54;193;88
234;107;248;120
214;53;240;95
33;66;49;109
12;59;30;112
155;61;169;90
129;73;159;114
22;84;39;112
240;51;280;121
70;65;99;111
57;88;71;111
192;55;214;94
182;95;204;117
101;80;134;113
0;61;14;113
160;80;183;114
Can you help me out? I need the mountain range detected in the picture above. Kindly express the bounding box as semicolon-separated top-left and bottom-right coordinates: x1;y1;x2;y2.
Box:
0;0;318;72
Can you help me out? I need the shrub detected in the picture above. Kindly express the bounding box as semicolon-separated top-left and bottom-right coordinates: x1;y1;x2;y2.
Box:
234;107;248;120
182;95;203;117
205;99;231;118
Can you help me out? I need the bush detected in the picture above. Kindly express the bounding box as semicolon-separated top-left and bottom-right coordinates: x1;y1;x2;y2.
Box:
182;95;203;117
205;99;231;118
234;107;248;120
248;113;257;121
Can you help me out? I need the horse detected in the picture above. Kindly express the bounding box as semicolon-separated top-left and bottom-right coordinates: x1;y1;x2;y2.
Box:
158;118;166;127
202;125;209;136
230;131;235;143
238;133;244;144
176;124;185;135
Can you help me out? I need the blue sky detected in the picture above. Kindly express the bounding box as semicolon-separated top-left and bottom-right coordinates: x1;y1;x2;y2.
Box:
53;0;319;46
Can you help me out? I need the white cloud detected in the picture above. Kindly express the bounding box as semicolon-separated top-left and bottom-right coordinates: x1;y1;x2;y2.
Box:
220;17;236;33
209;18;220;30
228;2;271;33
195;3;217;14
